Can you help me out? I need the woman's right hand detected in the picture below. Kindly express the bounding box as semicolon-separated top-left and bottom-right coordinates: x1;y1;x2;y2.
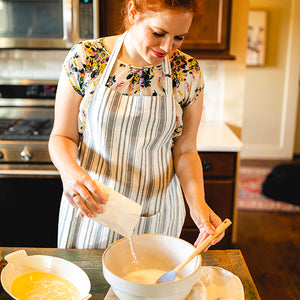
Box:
60;165;107;218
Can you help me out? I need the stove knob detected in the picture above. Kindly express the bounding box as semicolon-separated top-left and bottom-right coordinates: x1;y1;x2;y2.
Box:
20;147;32;161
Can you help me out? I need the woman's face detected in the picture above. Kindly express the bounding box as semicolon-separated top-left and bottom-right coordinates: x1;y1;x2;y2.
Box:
127;7;193;66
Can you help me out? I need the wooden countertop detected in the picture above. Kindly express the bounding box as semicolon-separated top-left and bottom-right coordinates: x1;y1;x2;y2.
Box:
0;247;260;300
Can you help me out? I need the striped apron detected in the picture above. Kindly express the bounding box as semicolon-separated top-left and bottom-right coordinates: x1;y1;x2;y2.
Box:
58;33;186;249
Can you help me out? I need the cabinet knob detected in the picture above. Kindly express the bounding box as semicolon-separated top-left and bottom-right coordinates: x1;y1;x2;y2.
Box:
0;151;4;159
202;161;211;171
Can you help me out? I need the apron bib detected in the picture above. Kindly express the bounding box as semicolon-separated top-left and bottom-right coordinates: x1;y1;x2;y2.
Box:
58;33;186;249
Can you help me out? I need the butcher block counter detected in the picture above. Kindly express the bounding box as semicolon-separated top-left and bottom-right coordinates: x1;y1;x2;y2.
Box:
0;247;260;300
181;121;243;249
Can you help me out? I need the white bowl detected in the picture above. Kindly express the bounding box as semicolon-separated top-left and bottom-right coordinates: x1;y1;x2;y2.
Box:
102;234;202;300
1;250;91;300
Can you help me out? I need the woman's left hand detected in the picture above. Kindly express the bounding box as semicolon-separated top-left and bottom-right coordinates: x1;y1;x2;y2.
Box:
191;203;224;250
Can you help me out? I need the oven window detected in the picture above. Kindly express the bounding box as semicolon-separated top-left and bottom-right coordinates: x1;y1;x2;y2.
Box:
0;0;64;39
0;177;63;247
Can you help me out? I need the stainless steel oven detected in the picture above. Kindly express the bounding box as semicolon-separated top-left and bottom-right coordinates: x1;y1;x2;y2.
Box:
0;0;99;49
0;79;63;247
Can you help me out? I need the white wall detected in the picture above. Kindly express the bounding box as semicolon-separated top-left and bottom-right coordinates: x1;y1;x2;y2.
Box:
223;0;249;129
200;0;249;128
241;0;300;159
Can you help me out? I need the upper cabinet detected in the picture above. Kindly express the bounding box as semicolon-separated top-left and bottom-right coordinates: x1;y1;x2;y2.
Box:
182;0;234;59
99;0;234;60
99;0;125;38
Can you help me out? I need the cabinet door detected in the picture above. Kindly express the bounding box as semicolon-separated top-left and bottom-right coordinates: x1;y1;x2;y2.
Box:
204;180;234;221
180;180;234;249
182;180;234;228
100;0;125;36
181;0;233;58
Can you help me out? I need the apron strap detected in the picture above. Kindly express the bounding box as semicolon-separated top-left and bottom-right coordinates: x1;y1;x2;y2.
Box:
99;31;173;95
162;55;173;96
98;32;127;87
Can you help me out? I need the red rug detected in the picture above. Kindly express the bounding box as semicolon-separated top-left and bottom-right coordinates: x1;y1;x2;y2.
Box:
237;166;300;212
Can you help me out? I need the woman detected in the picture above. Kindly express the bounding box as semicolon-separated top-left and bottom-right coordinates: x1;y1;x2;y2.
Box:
49;0;225;249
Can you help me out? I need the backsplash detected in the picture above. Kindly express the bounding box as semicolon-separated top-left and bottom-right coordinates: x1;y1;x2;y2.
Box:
199;60;225;122
0;50;225;122
0;49;68;80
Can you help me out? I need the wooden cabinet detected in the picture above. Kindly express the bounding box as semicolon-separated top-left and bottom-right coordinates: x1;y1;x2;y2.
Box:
180;152;238;249
99;0;234;60
182;0;234;59
99;0;125;36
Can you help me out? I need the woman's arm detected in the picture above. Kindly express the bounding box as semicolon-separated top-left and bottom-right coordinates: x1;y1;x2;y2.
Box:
49;71;106;217
172;92;224;249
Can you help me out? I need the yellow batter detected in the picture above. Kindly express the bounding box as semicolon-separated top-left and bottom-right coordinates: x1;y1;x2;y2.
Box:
11;271;80;300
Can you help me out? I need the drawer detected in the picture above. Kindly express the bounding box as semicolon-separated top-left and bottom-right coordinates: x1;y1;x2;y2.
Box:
199;152;236;177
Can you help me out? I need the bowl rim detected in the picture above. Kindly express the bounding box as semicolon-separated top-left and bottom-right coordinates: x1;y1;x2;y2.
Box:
102;233;202;286
1;253;91;298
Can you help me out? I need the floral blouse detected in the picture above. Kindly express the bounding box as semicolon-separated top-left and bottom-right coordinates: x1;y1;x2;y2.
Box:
63;37;204;142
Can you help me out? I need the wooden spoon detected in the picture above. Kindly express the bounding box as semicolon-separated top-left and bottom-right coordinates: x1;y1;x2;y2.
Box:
156;218;232;284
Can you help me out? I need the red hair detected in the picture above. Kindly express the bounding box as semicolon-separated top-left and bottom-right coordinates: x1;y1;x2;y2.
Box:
133;0;200;14
121;0;202;31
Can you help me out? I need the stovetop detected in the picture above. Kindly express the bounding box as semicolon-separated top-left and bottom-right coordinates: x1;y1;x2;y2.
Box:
0;118;53;141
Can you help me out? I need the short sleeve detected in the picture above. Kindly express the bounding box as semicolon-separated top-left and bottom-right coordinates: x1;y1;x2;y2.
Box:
170;51;204;143
170;51;204;111
63;43;88;96
180;57;204;110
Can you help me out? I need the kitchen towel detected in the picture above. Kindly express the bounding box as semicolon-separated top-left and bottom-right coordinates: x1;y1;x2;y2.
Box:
104;266;244;300
187;266;244;300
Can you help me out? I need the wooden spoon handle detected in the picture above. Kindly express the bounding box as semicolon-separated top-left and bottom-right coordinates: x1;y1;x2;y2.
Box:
175;219;232;273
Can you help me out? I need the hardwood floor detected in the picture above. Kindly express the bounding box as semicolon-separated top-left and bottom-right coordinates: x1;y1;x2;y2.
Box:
234;211;300;300
233;158;300;300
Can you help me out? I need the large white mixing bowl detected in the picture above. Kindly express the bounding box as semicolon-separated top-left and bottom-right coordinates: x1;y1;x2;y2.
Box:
102;234;202;300
1;250;91;300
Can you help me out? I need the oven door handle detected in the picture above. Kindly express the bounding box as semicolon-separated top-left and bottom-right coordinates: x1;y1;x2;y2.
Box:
0;166;60;178
63;0;73;48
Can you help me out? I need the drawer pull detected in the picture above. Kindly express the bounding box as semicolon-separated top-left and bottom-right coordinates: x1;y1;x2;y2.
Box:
202;161;211;171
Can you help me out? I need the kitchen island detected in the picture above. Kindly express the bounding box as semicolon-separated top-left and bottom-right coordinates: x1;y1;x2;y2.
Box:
0;247;260;299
